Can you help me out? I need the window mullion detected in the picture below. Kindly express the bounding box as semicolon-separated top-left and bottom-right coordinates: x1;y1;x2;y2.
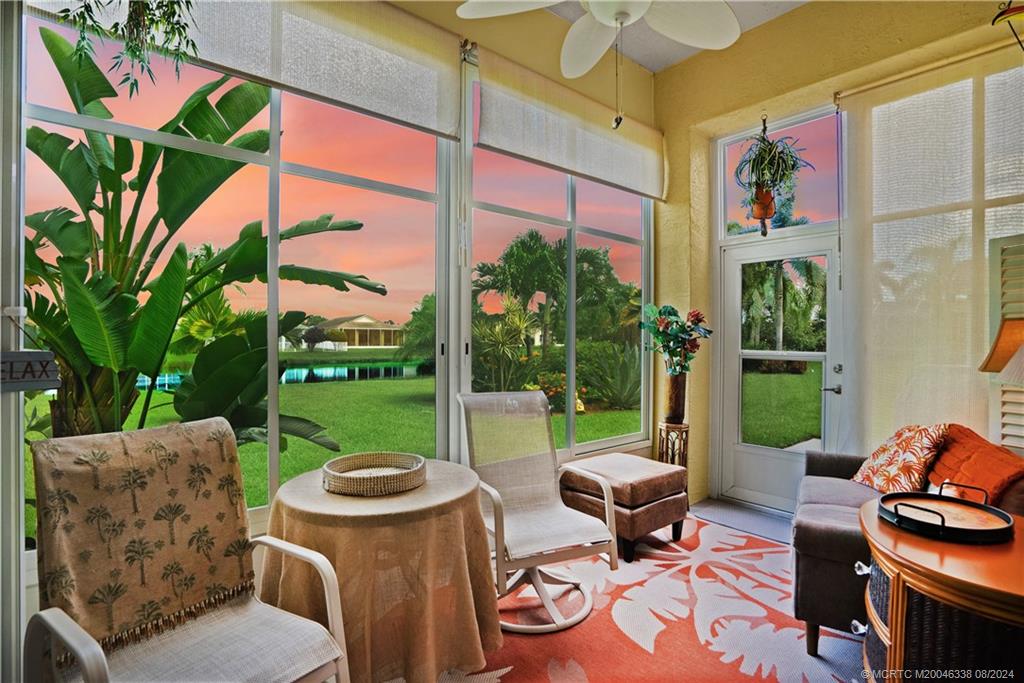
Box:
266;88;282;499
566;176;577;455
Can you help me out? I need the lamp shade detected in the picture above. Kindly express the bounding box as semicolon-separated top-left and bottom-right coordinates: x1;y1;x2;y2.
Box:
979;318;1024;372
997;345;1024;386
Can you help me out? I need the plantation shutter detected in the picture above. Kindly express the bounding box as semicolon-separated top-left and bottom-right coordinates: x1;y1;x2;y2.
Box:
28;0;462;139
477;48;665;199
990;236;1024;450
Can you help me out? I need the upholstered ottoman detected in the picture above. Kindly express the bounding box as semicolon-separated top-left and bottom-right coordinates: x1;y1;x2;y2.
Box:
560;453;687;562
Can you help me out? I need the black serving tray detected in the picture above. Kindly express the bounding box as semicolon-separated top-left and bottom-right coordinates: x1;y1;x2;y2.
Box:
878;483;1014;544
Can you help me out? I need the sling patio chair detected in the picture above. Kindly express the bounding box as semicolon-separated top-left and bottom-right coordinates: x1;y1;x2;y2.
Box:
458;391;618;634
24;417;349;683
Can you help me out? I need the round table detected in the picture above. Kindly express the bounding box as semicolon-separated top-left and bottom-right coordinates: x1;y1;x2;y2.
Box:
859;499;1024;679
259;461;502;683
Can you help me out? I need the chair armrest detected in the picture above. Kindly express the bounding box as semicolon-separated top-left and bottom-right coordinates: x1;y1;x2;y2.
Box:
24;608;109;683
477;480;506;560
253;536;347;664
558;465;618;546
805;450;865;479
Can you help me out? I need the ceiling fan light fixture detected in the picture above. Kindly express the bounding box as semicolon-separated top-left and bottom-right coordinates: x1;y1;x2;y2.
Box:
581;0;652;28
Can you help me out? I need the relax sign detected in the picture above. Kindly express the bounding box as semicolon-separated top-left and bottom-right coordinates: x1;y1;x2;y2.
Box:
0;351;61;392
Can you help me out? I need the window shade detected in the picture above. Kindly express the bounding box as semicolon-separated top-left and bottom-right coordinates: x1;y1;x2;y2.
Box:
841;45;1023;450
29;0;462;139
477;48;665;200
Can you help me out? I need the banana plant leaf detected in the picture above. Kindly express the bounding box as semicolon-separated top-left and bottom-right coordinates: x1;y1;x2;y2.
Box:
128;243;188;378
26;208;94;259
26;128;98;215
60;261;138;372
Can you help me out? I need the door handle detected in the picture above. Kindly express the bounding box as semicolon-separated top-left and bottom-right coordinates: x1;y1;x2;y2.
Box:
821;385;842;395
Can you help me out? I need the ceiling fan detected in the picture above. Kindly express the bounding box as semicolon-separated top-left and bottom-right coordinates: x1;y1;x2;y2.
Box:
456;0;742;79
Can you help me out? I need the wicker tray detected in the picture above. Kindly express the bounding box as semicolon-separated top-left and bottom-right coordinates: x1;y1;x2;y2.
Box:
322;452;426;496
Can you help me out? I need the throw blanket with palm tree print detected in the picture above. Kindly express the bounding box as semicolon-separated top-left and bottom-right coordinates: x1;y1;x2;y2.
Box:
33;417;254;655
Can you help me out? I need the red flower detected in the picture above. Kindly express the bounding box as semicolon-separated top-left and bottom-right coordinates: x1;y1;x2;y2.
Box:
656;316;671;332
686;309;706;325
685;339;701;353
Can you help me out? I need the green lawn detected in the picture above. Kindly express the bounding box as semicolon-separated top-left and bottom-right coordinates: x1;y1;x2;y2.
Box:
740;364;822;449
23;377;638;542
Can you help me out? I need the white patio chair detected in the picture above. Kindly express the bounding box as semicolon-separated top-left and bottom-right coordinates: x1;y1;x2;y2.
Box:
23;418;349;683
458;391;618;633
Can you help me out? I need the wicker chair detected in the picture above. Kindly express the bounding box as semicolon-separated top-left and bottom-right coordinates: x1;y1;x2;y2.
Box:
24;417;349;683
458;391;618;633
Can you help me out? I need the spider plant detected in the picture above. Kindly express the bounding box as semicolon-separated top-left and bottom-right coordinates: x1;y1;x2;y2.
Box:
734;129;814;236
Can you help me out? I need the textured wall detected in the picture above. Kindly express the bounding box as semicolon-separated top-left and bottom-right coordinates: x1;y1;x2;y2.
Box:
653;1;999;504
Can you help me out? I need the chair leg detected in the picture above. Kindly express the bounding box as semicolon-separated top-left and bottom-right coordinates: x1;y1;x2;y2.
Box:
498;566;593;634
621;539;636;563
805;622;820;656
671;520;683;541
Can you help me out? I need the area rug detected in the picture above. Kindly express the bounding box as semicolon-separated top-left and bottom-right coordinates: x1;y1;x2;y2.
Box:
468;518;862;683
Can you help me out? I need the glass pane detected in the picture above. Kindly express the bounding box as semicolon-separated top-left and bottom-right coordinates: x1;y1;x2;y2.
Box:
726;115;839;236
471;210;568;448
985;66;1024;200
282;92;436;192
23;123;269;545
26;16;268;135
575;235;643;444
279;175;436;485
873;79;972;216
474;148;567;218
740;257;827;352
741;359;823;449
576;178;642;238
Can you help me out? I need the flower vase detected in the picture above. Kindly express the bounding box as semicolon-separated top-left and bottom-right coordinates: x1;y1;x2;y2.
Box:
665;372;687;425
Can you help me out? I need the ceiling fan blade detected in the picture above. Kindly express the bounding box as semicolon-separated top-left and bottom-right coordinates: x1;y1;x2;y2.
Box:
456;0;562;20
560;13;618;79
643;0;741;50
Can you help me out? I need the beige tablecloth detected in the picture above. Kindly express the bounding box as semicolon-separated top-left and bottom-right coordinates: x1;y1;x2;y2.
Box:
260;460;502;683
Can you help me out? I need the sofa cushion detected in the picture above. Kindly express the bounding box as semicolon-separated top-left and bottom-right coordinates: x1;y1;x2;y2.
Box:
927;424;1024;504
852;424;948;493
792;503;870;566
798;475;878;509
560;453;686;507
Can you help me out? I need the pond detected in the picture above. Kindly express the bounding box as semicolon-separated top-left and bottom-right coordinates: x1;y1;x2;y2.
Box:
136;362;424;389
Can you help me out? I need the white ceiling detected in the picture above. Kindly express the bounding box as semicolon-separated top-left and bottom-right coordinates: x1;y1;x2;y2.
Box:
547;1;807;73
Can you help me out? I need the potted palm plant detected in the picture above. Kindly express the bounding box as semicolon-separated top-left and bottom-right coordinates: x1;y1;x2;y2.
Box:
734;116;814;237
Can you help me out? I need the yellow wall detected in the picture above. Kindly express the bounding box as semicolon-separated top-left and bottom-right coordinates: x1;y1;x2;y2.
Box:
395;1;656;126
653;1;1000;504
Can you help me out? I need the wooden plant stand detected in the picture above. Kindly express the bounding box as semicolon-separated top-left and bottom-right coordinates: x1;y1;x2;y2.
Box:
657;421;689;468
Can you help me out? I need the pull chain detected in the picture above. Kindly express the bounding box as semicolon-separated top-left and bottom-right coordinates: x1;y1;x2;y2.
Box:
612;19;623;130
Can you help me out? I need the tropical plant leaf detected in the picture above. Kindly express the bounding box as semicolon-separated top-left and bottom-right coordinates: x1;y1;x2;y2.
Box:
176;348;267;421
279;265;387;296
26;128;98;213
38;27;116;116
156;130;270;232
24;238;51;284
215;82;270;132
25;292;93;378
192;334;250;385
26;208;93;260
220;233;266;284
128;244;188;377
280;214;362;241
279;415;340;451
240;310;306;350
60;261;137;371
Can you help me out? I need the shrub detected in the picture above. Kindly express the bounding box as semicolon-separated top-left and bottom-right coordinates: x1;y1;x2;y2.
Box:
587;345;642;410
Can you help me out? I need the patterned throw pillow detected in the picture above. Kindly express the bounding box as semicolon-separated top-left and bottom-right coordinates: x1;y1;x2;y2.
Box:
853;424;949;493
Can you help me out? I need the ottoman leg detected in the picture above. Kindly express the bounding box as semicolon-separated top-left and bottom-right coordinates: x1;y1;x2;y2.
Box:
671;520;683;541
620;538;636;563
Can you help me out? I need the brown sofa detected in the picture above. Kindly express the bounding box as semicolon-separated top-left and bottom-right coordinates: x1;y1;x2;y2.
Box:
792;449;1024;656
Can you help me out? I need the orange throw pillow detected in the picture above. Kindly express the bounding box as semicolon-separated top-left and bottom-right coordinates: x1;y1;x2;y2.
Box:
926;424;1024;504
853;424;948;493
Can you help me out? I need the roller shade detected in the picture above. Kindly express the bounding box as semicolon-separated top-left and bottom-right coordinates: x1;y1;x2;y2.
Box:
29;0;462;139
477;48;665;200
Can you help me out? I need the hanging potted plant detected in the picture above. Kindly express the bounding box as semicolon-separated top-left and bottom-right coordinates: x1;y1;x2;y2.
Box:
734;115;814;237
639;305;712;425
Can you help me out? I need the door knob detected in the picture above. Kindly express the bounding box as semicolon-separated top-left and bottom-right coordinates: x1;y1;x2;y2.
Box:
821;385;842;395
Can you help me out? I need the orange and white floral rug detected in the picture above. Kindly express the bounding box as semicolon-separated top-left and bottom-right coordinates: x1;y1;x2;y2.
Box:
472;518;862;683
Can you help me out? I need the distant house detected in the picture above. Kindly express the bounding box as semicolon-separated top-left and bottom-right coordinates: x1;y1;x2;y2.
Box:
317;314;405;349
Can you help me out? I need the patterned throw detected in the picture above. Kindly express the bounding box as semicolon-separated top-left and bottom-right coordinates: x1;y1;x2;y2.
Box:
32;417;254;655
852;423;949;493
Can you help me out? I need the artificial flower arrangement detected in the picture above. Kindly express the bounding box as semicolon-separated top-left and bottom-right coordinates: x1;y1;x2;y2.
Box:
639;304;713;375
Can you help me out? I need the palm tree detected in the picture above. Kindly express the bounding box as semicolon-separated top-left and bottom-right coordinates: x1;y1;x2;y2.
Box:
186;462;212;500
223;538;252;579
135;600;162;624
74;449;111;489
153;503;186;545
217;475;242;517
42;566;75;603
85;505;112;545
101;519;126;560
207;429;232;463
119;468;149;514
161;561;195;610
124;538;155;585
88;582;127;632
146;442;179;483
187;525;215;562
42;489;79;531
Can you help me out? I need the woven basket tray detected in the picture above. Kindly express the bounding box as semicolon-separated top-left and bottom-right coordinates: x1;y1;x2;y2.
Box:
322;452;426;496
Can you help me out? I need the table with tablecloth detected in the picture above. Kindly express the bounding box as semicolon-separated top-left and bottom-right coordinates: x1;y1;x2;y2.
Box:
259;460;502;683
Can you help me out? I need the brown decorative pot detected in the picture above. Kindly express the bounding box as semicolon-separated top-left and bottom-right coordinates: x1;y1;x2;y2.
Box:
665;372;687;425
751;185;776;220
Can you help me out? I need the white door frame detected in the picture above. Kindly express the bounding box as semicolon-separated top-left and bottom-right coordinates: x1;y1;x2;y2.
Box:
714;229;844;511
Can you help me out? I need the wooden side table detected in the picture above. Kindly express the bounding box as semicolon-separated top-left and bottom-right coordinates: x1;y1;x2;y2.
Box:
858;499;1024;681
657;421;689;468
